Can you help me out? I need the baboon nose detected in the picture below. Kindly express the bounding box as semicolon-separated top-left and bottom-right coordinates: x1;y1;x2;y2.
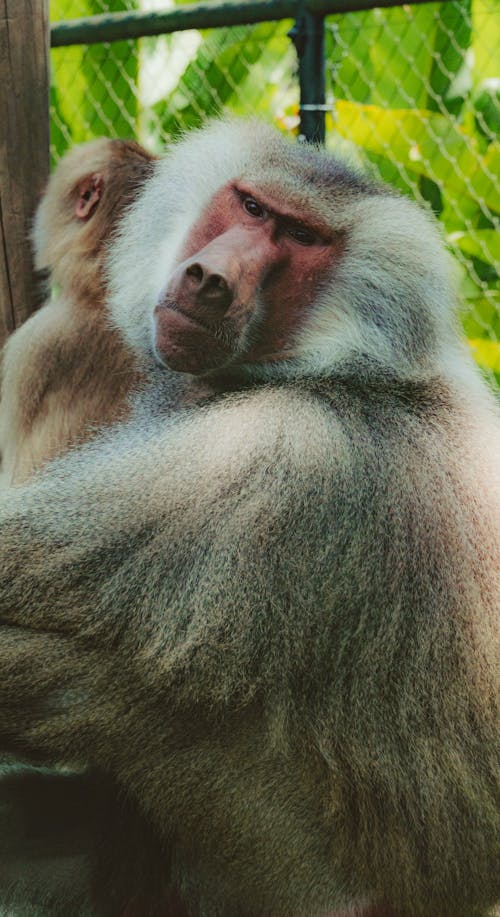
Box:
184;263;233;315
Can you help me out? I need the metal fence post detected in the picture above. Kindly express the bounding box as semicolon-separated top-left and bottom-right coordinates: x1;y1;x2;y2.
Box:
289;9;326;144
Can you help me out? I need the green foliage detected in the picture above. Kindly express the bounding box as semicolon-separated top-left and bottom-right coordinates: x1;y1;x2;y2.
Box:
144;20;295;144
325;0;499;378
50;0;138;163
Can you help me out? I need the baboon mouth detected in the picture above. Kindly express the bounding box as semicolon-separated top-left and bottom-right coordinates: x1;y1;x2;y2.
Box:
154;305;234;374
162;303;212;333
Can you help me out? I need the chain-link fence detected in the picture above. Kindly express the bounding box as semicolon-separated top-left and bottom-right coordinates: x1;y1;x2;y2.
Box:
50;0;500;385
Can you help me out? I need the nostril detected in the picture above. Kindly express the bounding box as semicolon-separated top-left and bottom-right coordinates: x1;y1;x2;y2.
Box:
185;263;204;285
205;273;228;297
182;264;233;316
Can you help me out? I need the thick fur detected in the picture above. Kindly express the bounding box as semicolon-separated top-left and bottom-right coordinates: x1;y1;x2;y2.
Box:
0;139;153;484
0;121;498;916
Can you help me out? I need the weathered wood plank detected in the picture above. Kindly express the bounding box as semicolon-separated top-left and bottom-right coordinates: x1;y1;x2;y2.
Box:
0;0;50;347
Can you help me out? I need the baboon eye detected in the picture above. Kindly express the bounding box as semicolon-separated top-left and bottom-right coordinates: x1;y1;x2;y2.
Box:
286;225;317;246
243;197;265;218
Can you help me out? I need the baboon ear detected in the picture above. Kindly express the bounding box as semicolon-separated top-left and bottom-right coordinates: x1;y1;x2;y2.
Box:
75;174;104;220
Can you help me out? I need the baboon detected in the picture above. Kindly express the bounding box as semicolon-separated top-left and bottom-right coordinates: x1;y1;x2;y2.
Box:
0;138;155;484
0;120;498;917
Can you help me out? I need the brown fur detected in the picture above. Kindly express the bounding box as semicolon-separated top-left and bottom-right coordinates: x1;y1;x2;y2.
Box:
0;139;155;484
34;138;156;309
0;121;498;917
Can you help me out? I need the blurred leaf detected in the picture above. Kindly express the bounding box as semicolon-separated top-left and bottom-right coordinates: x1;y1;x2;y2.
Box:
462;294;500;338
471;0;500;87
328;5;441;110
369;6;438;111
449;229;500;266
50;0;138;147
428;1;472;113
150;22;291;140
470;142;500;212
326;11;376;105
474;85;500;140
468;337;500;371
421;2;472;209
333;101;500;215
49;82;72;164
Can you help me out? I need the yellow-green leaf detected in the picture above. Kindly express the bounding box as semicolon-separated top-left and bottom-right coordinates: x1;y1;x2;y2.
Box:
468;338;500;372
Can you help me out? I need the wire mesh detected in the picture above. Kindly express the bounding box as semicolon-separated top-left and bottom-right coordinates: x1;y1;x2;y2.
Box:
324;1;500;383
50;6;298;154
50;0;500;385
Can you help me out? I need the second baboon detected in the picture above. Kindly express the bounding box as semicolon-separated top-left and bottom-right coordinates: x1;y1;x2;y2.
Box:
0;138;155;484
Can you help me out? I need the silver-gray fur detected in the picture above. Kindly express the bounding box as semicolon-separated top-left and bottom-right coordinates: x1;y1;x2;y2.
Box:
0;120;498;917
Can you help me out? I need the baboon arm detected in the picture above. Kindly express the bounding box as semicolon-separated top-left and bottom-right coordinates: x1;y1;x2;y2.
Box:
0;390;341;765
0;393;359;912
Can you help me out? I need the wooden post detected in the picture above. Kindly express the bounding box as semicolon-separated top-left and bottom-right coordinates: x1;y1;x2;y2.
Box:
0;0;50;347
